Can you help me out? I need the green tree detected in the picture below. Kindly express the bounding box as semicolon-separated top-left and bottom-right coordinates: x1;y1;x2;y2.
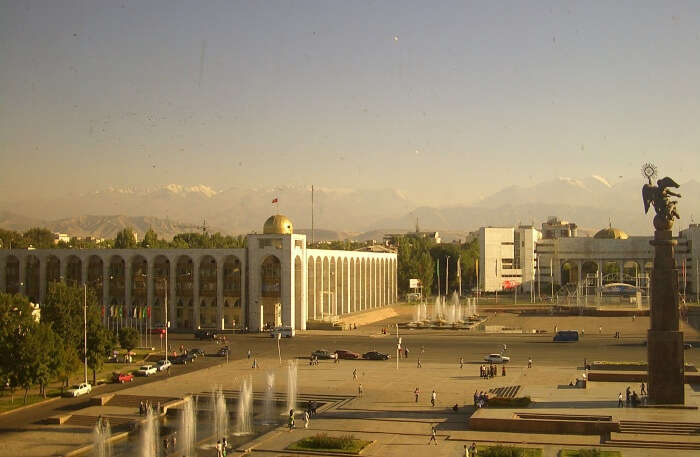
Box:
114;227;137;248
24;323;63;398
118;327;139;352
22;227;56;249
0;293;37;403
0;228;27;249
87;326;115;385
396;236;434;295
141;228;162;248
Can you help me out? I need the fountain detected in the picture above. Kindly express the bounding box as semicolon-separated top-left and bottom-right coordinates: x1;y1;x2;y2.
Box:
287;360;297;413
213;386;229;442
235;377;253;435
178;396;196;456
263;372;275;424
92;417;112;457
413;303;422;323
139;406;159;457
433;296;442;321
451;291;461;323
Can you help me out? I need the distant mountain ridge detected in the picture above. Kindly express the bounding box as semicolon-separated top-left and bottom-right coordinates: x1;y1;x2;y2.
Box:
2;177;699;239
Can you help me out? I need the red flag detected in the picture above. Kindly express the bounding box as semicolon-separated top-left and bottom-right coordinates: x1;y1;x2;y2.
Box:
272;198;278;204
147;306;151;318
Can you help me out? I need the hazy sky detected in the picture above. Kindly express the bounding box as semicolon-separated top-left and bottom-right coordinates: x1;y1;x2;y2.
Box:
2;1;699;205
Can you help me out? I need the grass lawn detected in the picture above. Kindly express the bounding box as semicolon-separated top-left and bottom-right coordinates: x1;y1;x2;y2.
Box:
477;445;543;457
287;433;372;454
559;449;621;457
0;389;61;413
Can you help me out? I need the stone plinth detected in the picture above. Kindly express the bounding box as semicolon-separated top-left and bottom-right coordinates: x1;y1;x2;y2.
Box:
647;229;685;404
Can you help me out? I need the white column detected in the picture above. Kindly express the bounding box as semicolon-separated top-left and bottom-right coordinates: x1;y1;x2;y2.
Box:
193;259;200;329
333;258;338;316
319;258;324;319
102;258;110;306
169;259;177;329
18;256;26;295
216;258;224;330
39;257;47;303
345;259;351;314
124;258;132;317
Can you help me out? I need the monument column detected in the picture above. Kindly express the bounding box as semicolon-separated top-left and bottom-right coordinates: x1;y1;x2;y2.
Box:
648;228;684;404
169;259;177;329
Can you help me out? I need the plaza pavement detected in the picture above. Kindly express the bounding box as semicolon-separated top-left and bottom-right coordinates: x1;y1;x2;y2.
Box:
1;307;700;457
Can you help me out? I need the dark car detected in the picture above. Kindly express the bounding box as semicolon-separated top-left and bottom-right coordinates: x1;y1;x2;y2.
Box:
190;348;206;357
216;346;230;357
335;349;361;360
553;330;579;342
311;349;337;360
194;329;217;340
363;351;390;360
172;353;196;365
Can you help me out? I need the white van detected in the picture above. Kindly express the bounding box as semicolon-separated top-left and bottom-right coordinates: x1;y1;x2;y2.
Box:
269;326;295;338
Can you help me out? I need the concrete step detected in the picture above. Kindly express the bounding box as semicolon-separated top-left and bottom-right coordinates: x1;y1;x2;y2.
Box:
64;414;133;428
619;420;700;435
105;394;176;408
606;438;700;450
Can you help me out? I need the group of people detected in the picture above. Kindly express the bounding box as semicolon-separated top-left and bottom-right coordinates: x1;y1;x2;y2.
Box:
162;433;177;452
214;437;229;456
473;390;490;408
618;383;646;407
309;355;321;366
138;400;160;416
288;407;312;431
479;364;502;378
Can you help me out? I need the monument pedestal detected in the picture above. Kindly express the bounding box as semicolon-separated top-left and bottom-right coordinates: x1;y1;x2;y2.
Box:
647;330;684;404
647;228;685;404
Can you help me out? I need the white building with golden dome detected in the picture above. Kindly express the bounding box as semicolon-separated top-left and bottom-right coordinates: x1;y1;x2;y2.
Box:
0;215;398;332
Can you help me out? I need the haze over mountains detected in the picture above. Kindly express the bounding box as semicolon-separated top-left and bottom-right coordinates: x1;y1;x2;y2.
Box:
1;176;698;240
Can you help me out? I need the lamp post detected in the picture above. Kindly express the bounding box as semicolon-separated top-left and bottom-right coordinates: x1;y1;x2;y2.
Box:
83;283;88;385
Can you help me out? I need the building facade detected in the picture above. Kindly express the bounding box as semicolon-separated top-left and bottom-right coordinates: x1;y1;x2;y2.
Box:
0;215;398;332
479;220;700;298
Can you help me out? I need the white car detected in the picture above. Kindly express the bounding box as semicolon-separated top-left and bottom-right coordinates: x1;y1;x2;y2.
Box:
64;382;92;397
484;353;510;364
136;365;157;376
156;359;172;372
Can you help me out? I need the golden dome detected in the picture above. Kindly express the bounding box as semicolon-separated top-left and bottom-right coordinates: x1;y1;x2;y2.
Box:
263;215;293;234
594;227;629;240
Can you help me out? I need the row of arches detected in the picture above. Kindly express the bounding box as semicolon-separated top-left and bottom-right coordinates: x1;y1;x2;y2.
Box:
559;259;653;285
1;253;243;329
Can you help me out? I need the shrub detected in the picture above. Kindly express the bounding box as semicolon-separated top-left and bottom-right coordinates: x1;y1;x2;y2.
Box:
575;449;602;457
480;445;525;457
296;433;358;450
487;396;532;407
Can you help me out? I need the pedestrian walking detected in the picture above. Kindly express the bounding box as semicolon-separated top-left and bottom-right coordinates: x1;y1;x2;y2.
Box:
431;389;437;407
304;410;310;429
216;440;222;457
428;425;438;445
417;358;422;368
252;358;258;369
414;387;420;403
247;349;252;359
459;356;464;369
618;392;624;407
358;384;364;397
640;382;646;396
464;444;470;457
288;413;295;431
470;442;478;456
501;365;506;376
405;347;409;358
353;368;357;380
625;386;631;405
528;357;532;368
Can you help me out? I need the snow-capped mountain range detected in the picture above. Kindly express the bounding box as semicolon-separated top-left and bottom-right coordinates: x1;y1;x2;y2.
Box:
1;176;699;239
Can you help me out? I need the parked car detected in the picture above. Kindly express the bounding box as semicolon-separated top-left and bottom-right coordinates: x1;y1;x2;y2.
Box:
171;355;188;365
194;329;217;340
685;342;693;350
335;349;361;359
363;351;390;360
64;382;92;397
136;365;157;376
190;348;206;357
216;347;230;357
270;326;295;338
484;353;510;364
156;359;172;372
553;330;579;342
112;372;134;383
311;349;337;360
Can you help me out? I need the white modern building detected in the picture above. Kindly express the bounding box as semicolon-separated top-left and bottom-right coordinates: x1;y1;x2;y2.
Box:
0;215;398;332
478;225;541;293
479;219;700;298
